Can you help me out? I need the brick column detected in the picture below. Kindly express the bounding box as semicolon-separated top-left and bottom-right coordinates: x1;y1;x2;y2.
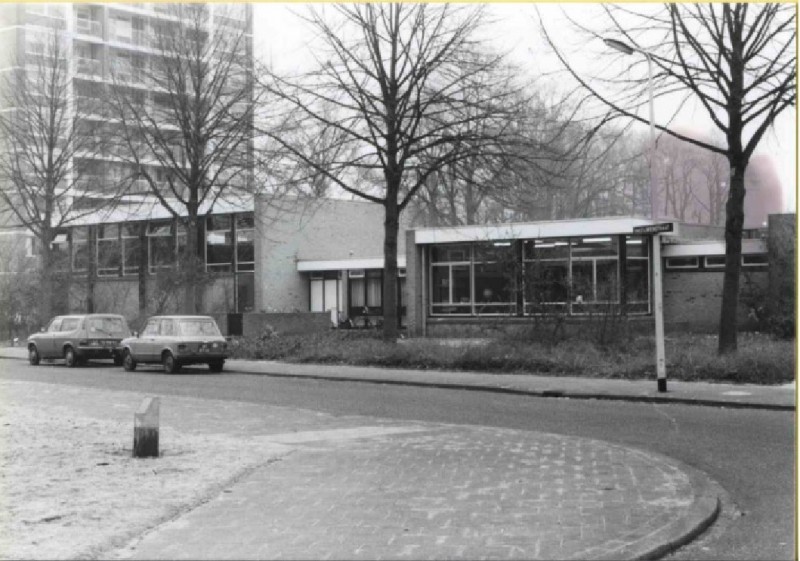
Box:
405;229;425;337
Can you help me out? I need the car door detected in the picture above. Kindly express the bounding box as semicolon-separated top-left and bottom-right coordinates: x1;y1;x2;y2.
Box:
38;317;62;358
133;318;160;361
55;317;82;355
158;318;175;357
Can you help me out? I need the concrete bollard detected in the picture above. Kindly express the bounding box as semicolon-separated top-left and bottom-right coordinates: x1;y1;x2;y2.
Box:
133;397;160;458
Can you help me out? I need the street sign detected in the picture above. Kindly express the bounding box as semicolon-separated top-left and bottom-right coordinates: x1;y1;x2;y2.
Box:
633;222;673;235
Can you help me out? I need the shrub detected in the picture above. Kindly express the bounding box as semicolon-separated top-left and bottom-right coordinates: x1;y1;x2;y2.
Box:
230;329;794;385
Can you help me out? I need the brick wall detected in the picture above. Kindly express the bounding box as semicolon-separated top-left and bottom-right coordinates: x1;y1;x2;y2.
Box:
405;230;423;336
211;312;331;337
663;270;768;332
255;196;410;313
767;214;795;327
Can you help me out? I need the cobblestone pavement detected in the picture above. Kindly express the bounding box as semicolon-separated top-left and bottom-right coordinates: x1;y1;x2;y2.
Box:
111;424;718;560
0;369;721;560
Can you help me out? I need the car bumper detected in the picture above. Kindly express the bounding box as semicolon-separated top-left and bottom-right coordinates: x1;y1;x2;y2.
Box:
176;351;228;362
76;347;120;359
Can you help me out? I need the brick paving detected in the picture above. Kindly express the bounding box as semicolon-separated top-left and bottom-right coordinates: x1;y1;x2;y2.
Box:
0;356;723;560
111;425;715;560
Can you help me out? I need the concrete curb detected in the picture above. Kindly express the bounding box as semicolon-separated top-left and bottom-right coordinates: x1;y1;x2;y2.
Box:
585;458;723;560
0;351;793;412
230;369;797;412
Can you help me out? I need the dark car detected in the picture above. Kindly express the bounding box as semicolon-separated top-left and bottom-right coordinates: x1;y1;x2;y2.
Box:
119;315;229;373
27;314;131;367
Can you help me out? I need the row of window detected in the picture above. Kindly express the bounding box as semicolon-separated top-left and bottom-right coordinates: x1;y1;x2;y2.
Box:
308;269;408;316
665;254;769;270
51;213;255;276
429;237;650;316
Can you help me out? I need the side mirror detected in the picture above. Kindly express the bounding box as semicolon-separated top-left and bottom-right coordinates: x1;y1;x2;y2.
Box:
39;327;45;332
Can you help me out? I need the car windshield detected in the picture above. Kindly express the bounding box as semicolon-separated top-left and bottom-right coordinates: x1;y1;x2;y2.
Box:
87;317;127;337
60;318;81;331
176;319;221;337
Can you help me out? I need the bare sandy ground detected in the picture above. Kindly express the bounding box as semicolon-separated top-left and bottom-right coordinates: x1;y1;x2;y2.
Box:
0;380;289;560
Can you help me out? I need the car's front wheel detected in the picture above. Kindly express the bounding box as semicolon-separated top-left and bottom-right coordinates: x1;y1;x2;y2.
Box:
208;359;224;373
122;350;137;372
64;346;77;368
28;345;40;366
162;352;181;374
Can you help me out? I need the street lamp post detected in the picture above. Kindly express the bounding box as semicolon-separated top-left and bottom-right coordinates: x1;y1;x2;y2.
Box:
604;37;667;393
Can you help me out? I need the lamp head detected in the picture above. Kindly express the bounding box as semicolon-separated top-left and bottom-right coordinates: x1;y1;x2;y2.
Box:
604;38;635;55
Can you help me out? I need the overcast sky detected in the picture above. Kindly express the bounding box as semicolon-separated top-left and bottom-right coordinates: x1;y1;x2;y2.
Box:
253;3;796;212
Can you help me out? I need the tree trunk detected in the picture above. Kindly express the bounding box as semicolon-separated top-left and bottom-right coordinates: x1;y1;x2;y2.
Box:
86;226;96;313
382;197;400;342
38;233;53;327
182;217;200;315
718;162;746;354
138;223;148;323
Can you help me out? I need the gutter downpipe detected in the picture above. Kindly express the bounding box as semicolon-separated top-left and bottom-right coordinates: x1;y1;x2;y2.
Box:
421;244;427;337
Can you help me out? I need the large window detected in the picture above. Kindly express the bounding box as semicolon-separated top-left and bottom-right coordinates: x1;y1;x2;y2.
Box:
524;239;569;314
430;236;650;317
206;215;233;272
96;224;120;276
569;237;618;314
366;270;382;308
430;244;472;315
51;231;70;272
624;236;649;313
473;243;516;315
72;227;90;273
122;224;140;275
348;270;382;313
236;214;254;271
148;221;174;273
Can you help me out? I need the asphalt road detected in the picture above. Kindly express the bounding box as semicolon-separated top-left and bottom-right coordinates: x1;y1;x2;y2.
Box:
1;358;794;560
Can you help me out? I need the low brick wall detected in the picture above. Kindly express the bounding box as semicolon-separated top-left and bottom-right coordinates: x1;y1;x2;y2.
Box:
211;312;331;337
424;316;656;339
663;270;768;332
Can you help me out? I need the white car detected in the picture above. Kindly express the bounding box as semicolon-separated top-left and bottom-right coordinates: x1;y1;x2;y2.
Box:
119;315;229;374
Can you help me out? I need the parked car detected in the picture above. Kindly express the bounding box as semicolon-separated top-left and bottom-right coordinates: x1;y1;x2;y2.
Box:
27;314;131;367
119;315;229;373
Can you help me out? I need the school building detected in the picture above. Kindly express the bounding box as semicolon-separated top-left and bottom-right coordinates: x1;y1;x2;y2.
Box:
0;194;791;337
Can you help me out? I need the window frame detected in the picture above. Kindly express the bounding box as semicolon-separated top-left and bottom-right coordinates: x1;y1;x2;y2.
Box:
235;214;255;272
205;214;234;273
96;224;121;277
147;220;175;274
665;256;700;270
122;224;141;276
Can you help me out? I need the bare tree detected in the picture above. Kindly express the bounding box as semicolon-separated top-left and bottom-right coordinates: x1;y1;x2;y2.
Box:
651;134;730;225
410;85;583;227
106;3;256;314
262;4;524;340
0;22;116;324
541;3;796;353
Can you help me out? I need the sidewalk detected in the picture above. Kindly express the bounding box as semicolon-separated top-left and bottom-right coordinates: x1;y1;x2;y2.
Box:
230;359;796;411
2;375;722;560
2;346;791;410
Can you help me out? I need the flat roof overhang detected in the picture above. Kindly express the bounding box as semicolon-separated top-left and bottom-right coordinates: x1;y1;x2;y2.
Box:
413;217;676;244
297;257;407;272
662;239;766;257
61;195;255;227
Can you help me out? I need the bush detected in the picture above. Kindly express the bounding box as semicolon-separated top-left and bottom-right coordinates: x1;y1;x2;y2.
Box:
230;329;794;385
